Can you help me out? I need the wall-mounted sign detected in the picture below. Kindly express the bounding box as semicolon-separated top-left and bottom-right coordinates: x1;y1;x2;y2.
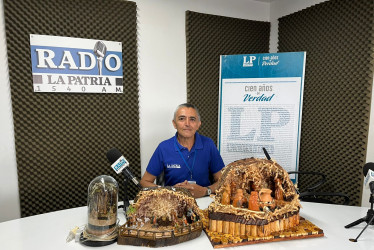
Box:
218;52;306;177
30;34;123;93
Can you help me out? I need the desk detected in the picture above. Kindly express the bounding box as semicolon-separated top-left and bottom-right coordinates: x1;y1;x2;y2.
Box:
0;197;372;250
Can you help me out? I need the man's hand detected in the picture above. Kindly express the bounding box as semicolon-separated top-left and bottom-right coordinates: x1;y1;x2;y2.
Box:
174;181;207;198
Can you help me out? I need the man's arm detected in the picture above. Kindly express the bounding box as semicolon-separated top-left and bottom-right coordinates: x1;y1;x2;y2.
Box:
209;170;222;193
140;171;158;188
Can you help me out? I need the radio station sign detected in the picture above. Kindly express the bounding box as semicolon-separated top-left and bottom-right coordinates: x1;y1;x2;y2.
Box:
30;34;123;93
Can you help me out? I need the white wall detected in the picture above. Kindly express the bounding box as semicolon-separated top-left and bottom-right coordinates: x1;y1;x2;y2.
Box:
0;0;373;222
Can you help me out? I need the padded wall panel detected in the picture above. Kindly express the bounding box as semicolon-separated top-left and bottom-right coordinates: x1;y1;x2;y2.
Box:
4;0;140;217
278;0;374;206
186;11;270;144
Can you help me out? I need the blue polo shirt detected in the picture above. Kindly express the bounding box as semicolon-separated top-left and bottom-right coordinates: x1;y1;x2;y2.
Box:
146;132;225;187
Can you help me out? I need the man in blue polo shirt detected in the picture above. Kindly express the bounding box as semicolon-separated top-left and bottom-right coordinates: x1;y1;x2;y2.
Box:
140;103;225;198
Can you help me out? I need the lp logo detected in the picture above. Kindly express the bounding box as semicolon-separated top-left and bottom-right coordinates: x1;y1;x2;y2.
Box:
228;107;290;141
243;56;256;67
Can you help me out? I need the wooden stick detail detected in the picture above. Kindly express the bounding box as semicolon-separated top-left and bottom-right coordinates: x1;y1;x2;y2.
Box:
263;224;270;236
217;220;223;233
229;222;235;235
234;223;240;236
245;224;251;236
240;223;246;236
258;225;264;237
210;220;217;232
250;225;257;237
223;221;230;234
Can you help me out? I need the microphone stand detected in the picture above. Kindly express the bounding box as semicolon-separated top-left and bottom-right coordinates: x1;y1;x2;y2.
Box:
345;183;374;242
122;171;143;213
122;175;131;213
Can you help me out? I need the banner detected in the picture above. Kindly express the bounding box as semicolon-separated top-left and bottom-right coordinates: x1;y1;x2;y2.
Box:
30;34;123;93
218;52;306;175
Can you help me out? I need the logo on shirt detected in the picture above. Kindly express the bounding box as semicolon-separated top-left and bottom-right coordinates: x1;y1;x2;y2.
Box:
167;164;181;169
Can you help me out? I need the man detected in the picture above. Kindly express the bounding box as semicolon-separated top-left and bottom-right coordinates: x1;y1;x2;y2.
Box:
140;103;225;198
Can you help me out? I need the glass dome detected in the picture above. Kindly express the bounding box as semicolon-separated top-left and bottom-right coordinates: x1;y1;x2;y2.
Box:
82;175;119;246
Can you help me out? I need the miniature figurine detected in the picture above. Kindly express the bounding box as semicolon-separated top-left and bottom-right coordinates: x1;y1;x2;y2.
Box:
232;189;246;208
248;191;260;211
221;185;231;205
274;178;284;201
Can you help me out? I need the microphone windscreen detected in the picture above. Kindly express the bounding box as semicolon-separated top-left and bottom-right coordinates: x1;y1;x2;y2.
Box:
363;162;374;176
106;148;122;164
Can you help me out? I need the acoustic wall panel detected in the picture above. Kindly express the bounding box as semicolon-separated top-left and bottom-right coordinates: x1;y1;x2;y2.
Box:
4;0;140;217
278;0;374;206
186;11;270;144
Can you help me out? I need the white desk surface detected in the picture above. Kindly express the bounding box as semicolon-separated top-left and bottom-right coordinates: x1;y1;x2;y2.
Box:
0;197;373;250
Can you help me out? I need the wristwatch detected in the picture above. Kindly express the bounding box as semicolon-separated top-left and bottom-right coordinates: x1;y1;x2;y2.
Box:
206;186;212;196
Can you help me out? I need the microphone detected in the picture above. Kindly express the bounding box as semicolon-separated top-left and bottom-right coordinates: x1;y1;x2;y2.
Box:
106;148;142;189
344;162;374;237
363;162;374;190
94;41;107;75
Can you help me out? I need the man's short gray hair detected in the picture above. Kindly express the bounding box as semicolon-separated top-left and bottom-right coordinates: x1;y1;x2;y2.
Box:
173;103;201;121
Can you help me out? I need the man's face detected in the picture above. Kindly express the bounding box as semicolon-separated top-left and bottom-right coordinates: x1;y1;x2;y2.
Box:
172;107;201;139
